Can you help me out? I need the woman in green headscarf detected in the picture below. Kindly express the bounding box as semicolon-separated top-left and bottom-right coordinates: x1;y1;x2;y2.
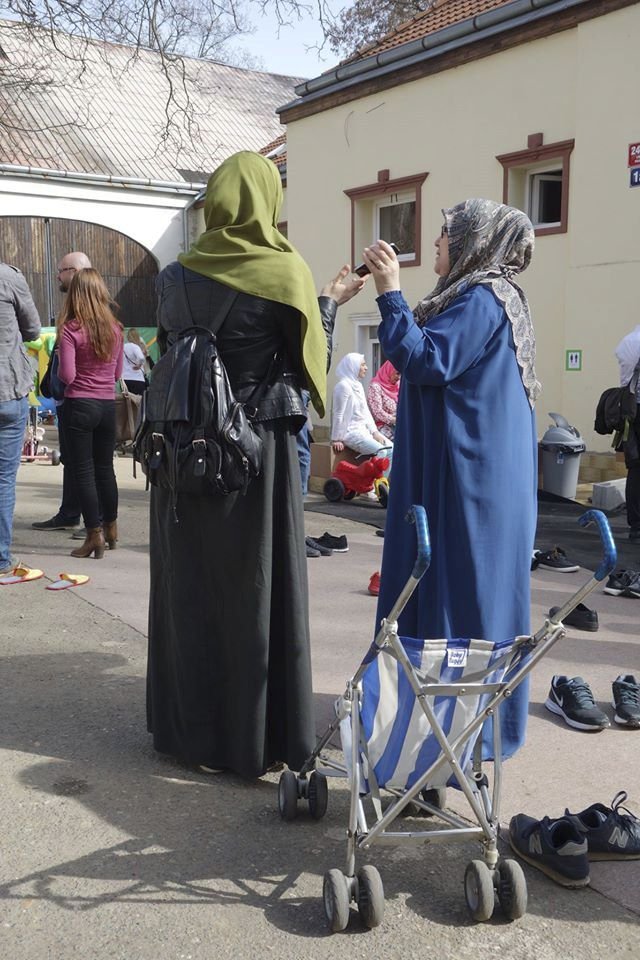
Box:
147;151;365;780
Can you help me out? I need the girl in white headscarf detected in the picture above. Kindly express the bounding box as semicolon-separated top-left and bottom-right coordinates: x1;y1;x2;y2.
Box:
331;352;392;460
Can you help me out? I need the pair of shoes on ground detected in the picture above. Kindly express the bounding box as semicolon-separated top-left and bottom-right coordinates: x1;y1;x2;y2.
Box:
603;568;640;598
548;602;598;632
509;791;640;888
32;514;88;540
531;547;579;572
545;674;640;730
0;564;89;590
305;532;348;558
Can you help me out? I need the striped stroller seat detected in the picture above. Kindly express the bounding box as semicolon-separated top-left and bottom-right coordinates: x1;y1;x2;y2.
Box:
358;636;518;792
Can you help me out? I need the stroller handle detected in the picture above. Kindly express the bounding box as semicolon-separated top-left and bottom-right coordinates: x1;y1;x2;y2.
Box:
406;505;431;579
578;509;617;581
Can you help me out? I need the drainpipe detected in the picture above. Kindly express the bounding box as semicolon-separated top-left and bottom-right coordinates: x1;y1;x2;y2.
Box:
0;163;206;195
182;190;205;253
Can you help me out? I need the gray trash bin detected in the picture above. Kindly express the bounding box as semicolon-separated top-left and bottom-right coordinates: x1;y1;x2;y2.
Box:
539;412;586;500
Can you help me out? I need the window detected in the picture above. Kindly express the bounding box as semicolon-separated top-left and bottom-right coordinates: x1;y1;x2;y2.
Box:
496;136;574;236
345;171;428;269
528;170;562;227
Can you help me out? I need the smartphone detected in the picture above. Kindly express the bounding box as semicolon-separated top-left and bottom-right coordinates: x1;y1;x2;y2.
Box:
354;242;400;277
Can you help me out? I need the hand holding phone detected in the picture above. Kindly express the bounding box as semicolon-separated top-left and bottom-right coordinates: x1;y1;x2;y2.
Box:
354;242;400;277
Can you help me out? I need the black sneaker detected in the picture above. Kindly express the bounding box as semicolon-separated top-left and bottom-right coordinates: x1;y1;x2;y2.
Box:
509;814;590;887
549;603;598;632
305;536;332;557
305;540;321;558
315;532;348;553
32;514;81;530
533;547;579;572
612;675;640;728
603;569;639;597
544;675;610;731
564;791;640;860
621;573;640;599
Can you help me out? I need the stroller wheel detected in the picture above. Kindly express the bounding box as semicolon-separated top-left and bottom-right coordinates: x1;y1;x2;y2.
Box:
307;771;328;820
50;449;61;466
324;477;345;502
277;770;299;821
323;869;350;933
356;865;385;929
464;860;495;922
376;481;389;509
496;859;528;920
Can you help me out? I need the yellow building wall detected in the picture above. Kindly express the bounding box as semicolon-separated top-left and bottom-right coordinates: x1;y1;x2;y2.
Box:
284;5;640;448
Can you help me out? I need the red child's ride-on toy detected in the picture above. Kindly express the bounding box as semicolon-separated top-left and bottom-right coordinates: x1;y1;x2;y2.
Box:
323;451;390;508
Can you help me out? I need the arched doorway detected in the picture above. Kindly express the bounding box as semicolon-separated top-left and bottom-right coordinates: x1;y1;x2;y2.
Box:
0;216;158;325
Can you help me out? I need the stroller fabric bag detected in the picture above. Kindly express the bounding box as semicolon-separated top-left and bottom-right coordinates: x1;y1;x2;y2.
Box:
359;636;516;791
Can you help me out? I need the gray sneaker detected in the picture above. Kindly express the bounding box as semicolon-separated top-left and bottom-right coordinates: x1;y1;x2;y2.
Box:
509;814;590;887
564;791;640;860
72;528;88;541
612;675;640;728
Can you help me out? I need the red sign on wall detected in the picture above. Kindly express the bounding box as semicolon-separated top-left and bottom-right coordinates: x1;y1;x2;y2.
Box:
629;143;640;167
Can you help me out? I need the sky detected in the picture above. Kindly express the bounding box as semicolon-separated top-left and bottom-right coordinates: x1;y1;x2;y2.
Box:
235;5;341;79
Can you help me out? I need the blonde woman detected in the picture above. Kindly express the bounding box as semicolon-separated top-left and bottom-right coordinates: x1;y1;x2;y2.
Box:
57;268;123;558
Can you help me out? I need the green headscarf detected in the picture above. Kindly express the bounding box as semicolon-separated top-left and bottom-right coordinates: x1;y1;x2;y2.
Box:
179;151;327;415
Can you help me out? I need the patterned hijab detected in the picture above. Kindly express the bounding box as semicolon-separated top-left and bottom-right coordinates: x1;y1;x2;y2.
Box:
414;199;541;406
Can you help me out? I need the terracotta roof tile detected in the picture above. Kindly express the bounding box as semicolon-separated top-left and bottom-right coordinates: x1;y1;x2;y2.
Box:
347;0;515;62
259;134;287;169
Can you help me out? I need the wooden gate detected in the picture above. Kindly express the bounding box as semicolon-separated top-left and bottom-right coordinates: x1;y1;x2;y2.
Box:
0;216;158;326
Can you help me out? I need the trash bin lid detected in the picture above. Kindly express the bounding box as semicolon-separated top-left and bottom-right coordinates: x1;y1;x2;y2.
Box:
539;412;586;452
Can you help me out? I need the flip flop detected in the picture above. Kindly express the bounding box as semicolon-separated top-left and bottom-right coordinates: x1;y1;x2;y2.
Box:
0;565;44;586
46;573;90;591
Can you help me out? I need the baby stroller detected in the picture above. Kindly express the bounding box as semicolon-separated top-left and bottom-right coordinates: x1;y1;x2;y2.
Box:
277;505;616;931
323;446;392;507
21;402;60;466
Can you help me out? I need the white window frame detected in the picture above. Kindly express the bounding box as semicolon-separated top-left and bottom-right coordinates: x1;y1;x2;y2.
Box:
373;190;416;261
526;167;563;229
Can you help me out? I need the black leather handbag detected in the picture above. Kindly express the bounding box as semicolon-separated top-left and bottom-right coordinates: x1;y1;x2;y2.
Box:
133;271;275;518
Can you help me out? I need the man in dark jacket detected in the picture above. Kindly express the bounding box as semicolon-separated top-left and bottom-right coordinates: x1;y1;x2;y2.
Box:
0;262;41;574
615;325;640;542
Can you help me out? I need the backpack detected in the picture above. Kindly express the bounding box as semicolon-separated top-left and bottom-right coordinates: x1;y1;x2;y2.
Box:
594;363;640;435
133;273;273;519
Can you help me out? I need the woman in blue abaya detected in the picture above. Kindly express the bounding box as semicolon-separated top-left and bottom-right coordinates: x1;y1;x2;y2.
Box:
361;199;540;758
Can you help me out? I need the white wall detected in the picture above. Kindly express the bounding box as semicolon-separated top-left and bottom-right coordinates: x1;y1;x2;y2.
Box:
0;175;195;267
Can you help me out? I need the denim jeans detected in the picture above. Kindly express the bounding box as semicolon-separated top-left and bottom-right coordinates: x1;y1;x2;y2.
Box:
296;389;311;496
64;398;118;529
0;395;28;569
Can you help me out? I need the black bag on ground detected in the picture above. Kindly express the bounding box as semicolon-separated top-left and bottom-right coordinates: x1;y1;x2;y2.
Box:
133;272;272;518
594;363;640;435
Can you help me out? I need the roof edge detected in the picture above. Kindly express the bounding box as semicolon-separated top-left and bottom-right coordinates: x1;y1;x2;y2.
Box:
278;0;635;121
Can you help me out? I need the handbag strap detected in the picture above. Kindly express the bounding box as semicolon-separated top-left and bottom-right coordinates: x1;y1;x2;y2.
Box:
177;266;238;335
177;266;279;421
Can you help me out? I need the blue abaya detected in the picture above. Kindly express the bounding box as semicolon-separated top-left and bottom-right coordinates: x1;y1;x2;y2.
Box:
376;285;537;758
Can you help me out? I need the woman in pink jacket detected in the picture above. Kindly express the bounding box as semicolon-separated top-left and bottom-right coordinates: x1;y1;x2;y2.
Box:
57;269;123;559
367;360;401;441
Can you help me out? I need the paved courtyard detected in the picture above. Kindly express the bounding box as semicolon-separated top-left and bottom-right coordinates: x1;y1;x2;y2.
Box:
1;456;638;959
